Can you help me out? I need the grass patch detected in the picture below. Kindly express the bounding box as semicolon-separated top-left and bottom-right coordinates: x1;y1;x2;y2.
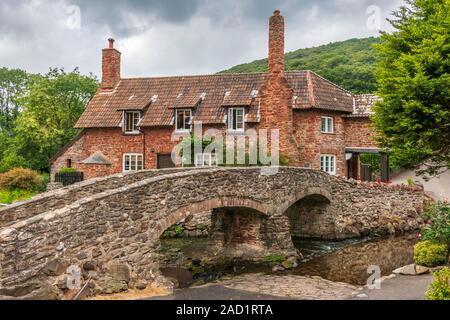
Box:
0;188;36;205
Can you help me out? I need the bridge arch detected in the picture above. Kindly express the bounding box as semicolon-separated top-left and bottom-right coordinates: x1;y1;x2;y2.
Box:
282;189;335;240
277;187;332;215
155;196;270;240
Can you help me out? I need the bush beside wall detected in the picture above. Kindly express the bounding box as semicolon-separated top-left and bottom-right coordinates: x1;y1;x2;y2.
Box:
414;241;448;267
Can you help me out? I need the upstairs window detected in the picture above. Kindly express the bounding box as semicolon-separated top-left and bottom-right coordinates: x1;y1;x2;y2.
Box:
123;153;143;172
321;116;334;133
176;109;192;132
320;155;336;175
228;107;245;132
124;111;141;133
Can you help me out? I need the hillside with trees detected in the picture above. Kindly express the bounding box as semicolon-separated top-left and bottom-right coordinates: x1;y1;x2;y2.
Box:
222;37;380;94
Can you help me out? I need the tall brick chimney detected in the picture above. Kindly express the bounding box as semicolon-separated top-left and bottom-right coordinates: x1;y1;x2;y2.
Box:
268;10;285;80
101;38;121;90
259;10;299;165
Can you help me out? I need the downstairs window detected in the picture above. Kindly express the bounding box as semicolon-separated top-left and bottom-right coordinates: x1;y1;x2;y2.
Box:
123;153;144;172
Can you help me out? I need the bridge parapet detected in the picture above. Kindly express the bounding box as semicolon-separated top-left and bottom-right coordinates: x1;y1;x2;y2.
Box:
0;168;206;229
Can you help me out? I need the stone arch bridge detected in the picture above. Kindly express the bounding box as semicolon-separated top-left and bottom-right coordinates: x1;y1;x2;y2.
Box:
0;167;424;299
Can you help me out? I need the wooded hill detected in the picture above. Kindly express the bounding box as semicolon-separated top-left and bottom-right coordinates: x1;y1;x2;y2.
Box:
221;37;380;94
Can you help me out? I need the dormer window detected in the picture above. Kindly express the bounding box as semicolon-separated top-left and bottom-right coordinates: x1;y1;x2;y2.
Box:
124;111;141;134
176;109;192;132
227;107;245;132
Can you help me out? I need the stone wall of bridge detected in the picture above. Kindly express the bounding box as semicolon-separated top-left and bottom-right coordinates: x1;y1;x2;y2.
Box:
0;168;188;229
0;167;424;299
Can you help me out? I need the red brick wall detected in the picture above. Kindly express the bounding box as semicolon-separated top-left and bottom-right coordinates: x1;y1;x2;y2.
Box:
52;115;379;180
143;127;178;169
51;126;232;180
293;110;346;176
344;117;378;148
51;133;86;180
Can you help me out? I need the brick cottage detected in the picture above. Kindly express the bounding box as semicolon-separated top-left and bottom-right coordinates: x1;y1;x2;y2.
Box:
51;10;385;182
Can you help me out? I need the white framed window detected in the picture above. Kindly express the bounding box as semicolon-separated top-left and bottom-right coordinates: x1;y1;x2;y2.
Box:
176;109;192;132
194;153;218;167
321;116;334;133
123;153;144;172
124;111;141;134
320;155;336;175
227;107;245;132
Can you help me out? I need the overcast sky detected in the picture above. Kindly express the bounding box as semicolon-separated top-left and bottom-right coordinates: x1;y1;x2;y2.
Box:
0;0;403;78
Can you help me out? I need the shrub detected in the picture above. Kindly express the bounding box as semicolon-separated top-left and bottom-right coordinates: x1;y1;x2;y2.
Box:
173;224;184;237
58;167;77;174
421;202;450;245
426;267;450;300
162;224;185;238
414;241;448;267
38;173;50;193
0;168;42;191
407;176;414;187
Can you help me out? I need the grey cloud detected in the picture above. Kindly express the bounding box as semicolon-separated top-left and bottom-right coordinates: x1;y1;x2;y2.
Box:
71;0;206;36
0;0;404;77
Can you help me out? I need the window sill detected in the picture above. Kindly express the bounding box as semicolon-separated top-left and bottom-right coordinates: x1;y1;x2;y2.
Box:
124;131;141;136
174;129;191;134
227;130;245;135
321;131;335;135
321;171;337;176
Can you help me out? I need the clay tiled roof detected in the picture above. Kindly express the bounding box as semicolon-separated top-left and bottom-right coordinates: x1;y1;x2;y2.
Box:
75;71;357;128
293;71;354;112
353;94;379;115
342;94;380;118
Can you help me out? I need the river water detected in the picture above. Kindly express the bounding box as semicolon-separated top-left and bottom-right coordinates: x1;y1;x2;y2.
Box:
160;233;419;287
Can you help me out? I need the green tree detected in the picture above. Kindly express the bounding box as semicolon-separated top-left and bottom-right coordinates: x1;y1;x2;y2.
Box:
0;68;31;134
373;0;450;176
0;68;32;165
1;68;98;171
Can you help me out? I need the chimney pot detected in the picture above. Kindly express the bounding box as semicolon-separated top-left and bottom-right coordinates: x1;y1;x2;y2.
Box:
273;10;281;16
108;38;115;49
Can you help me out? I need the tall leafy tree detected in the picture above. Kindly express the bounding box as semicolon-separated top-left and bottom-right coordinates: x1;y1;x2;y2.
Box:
373;0;450;176
0;68;32;169
1;68;98;172
0;68;31;134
